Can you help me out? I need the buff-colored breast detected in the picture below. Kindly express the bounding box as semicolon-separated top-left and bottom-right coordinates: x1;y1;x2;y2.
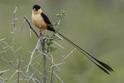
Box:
32;13;47;30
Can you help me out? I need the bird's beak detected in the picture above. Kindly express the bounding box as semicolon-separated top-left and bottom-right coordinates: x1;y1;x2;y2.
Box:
33;8;36;12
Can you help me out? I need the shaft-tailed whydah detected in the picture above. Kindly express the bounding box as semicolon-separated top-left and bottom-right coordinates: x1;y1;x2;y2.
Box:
32;4;114;75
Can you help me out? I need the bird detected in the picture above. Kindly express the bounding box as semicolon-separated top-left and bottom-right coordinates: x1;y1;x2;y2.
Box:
32;4;114;75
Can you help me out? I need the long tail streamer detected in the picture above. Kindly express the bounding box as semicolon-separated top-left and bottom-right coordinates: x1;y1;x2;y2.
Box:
56;31;114;75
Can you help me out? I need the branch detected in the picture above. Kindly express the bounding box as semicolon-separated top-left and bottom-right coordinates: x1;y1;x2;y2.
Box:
17;57;20;83
24;16;39;38
26;37;42;72
42;39;47;83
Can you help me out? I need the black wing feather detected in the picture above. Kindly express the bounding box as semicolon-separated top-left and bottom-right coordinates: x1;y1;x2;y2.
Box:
41;13;55;32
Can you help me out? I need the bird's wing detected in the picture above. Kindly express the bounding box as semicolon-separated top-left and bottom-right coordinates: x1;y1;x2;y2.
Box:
41;13;52;24
41;13;55;32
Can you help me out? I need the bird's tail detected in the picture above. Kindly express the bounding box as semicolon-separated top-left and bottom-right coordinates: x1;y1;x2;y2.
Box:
56;31;114;75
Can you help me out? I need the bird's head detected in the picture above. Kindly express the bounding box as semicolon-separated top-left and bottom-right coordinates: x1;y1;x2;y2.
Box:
32;4;42;14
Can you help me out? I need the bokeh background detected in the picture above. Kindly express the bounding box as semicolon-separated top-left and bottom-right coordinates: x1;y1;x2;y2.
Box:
0;0;124;83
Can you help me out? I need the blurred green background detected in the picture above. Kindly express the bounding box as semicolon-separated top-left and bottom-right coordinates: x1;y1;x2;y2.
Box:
0;0;124;83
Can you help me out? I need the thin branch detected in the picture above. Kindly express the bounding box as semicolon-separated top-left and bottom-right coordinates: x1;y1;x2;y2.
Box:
38;49;65;83
26;38;42;72
62;48;76;61
24;16;39;38
17;57;20;83
38;51;60;70
53;41;64;49
50;66;54;83
0;77;6;82
42;39;47;83
26;48;36;73
0;38;6;42
53;71;64;83
0;69;9;76
28;74;34;83
8;70;18;80
11;6;18;33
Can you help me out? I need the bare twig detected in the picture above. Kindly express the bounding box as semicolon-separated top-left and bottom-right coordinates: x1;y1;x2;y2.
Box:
17;57;20;83
0;69;9;76
26;38;42;72
42;39;47;83
53;41;64;49
62;48;76;61
24;16;39;38
0;38;6;42
26;48;36;73
54;10;65;27
8;70;18;80
38;49;65;83
53;71;64;83
50;66;54;83
11;6;18;33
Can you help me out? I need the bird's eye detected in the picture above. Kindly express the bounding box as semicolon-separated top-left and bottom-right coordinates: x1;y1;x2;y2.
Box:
33;8;38;11
35;8;39;11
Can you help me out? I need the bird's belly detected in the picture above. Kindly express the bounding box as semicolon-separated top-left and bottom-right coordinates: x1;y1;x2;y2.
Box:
32;14;47;30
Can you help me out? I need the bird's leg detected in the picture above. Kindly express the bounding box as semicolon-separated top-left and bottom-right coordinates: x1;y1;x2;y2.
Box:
39;29;44;45
39;29;42;37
